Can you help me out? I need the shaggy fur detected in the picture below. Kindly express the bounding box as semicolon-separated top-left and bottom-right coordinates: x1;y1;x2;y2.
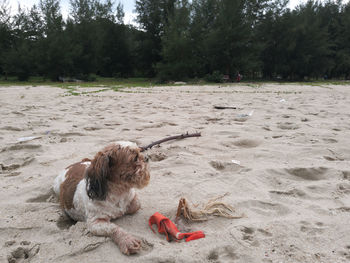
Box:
53;141;150;255
60;161;89;210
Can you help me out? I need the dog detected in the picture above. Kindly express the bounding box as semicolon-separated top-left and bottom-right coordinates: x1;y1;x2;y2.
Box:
53;141;150;255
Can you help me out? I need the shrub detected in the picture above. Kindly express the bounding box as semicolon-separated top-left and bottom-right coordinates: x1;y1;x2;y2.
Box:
205;71;224;83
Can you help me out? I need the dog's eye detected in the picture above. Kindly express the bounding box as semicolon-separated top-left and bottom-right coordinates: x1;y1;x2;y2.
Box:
134;155;138;162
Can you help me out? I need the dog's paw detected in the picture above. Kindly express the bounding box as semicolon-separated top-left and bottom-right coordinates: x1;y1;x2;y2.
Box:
121;235;141;255
113;230;141;255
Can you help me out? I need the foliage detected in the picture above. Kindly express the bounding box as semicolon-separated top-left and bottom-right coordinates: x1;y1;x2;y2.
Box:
135;0;176;77
1;0;350;81
156;0;193;81
204;70;224;83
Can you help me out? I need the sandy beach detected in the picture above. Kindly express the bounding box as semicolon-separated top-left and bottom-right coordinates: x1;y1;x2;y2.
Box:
1;83;350;263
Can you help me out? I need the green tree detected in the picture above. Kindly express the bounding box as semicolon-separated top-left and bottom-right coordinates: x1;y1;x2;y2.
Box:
67;0;123;79
206;0;256;77
39;0;67;80
135;0;176;76
292;1;330;79
260;0;332;80
94;19;133;77
68;0;99;77
259;3;293;79
330;1;350;78
70;0;95;23
157;0;193;81
0;0;12;77
4;5;39;80
190;0;220;77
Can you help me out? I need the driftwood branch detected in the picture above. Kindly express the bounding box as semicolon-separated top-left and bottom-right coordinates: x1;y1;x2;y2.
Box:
140;132;201;152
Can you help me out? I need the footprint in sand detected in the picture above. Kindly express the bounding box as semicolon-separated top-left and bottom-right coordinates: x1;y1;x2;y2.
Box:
262;125;271;131
11;111;25;116
324;149;344;162
285;167;328;181
232;139;261;148
7;243;40;263
277;122;300;130
205;117;223;124
341;245;350;260
240;226;256;243
83;126;103;131
336;182;350;195
268;167;330;181
342;171;350;180
237;200;290;217
0;141;41;176
140;238;154;255
1;126;22;132
232;226;273;248
207;245;239;262
0;157;35;174
26;190;55;203
281;114;294;119
209;161;240;172
269;188;307;198
324;156;337;161
1;144;41;153
217;131;240;137
104;122;121;127
299;221;325;235
56;214;77;230
333;206;350;213
336;249;350;261
5;240;16;247
147;152;167;162
322;138;338;143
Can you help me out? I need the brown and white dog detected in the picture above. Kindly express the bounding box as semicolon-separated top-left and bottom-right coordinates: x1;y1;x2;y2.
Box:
53;141;150;255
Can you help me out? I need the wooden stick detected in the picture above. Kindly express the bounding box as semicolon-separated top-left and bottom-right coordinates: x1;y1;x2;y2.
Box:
140;132;201;151
214;106;237;109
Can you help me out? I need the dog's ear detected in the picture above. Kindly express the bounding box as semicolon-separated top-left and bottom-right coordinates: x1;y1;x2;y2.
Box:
85;152;111;200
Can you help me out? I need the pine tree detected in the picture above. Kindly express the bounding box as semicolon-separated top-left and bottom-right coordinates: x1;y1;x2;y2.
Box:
190;0;220;77
157;0;193;81
334;1;350;78
0;0;12;78
5;5;37;80
206;0;254;77
39;0;67;80
135;0;176;76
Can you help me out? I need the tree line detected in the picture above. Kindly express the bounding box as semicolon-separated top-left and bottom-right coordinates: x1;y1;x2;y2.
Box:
0;0;350;82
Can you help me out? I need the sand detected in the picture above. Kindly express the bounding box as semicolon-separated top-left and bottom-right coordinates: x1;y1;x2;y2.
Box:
0;83;350;263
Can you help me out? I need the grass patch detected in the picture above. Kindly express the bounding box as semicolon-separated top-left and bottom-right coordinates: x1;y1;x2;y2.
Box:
246;83;263;89
62;86;116;96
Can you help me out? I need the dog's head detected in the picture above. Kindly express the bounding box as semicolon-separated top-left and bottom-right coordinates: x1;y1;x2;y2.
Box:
85;142;150;200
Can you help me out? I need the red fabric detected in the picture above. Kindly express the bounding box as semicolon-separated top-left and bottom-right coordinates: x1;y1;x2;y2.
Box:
149;212;205;242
